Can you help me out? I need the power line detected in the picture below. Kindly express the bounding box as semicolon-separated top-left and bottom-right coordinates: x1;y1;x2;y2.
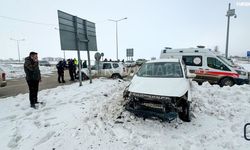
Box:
0;15;107;32
0;15;57;27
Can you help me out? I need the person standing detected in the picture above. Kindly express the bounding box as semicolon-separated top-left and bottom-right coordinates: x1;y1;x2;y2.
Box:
82;60;87;68
24;52;41;109
56;60;65;83
68;59;75;81
73;58;78;79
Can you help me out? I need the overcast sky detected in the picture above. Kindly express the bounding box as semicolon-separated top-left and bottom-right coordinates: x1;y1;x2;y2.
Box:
0;0;250;61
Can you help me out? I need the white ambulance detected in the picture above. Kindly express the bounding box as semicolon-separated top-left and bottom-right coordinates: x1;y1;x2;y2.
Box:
160;46;249;86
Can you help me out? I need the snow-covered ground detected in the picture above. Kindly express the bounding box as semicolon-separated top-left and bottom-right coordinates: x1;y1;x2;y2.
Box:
0;78;250;150
0;63;56;79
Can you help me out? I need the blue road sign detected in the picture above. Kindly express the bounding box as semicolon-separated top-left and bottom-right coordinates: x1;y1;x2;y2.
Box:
247;51;250;57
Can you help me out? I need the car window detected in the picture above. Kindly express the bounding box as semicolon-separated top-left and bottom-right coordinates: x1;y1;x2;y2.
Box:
103;63;112;69
217;56;234;67
137;62;183;78
112;63;119;68
182;56;202;66
207;57;231;71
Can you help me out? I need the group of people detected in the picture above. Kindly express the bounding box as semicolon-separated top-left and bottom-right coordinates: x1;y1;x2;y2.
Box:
103;58;125;63
56;58;78;83
57;59;88;82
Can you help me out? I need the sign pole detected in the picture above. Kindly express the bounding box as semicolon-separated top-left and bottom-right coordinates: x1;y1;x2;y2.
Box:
84;20;92;84
77;49;82;86
87;49;92;83
74;16;82;86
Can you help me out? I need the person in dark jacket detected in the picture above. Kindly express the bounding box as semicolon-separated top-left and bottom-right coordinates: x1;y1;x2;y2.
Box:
56;60;65;83
82;60;87;68
68;59;75;81
24;51;41;109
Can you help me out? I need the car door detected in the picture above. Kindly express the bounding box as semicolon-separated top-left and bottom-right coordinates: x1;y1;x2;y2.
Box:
101;63;113;77
112;63;121;73
203;56;234;83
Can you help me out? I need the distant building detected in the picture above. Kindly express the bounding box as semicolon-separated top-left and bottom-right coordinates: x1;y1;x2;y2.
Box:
42;57;63;62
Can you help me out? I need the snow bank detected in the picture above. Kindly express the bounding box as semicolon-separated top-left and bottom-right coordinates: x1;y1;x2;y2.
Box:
240;64;250;72
0;79;250;150
236;61;250;72
0;63;56;79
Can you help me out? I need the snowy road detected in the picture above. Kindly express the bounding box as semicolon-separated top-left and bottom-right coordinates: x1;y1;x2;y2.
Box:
0;71;77;98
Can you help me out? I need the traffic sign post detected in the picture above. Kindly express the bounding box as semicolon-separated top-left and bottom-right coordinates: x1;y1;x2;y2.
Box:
247;51;250;62
126;48;134;61
73;16;83;86
58;10;97;85
247;51;250;57
95;52;101;76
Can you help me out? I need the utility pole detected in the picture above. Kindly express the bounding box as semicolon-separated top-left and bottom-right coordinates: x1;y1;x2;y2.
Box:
10;38;25;62
225;3;237;59
108;17;127;60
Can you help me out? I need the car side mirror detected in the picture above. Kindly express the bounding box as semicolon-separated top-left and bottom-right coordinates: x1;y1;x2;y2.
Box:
244;123;250;141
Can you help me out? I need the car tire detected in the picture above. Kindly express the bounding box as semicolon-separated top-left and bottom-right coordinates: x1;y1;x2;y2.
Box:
111;74;122;79
220;77;234;87
197;81;203;85
178;101;191;122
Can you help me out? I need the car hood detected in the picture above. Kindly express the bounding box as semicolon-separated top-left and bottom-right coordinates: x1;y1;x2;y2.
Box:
128;75;189;97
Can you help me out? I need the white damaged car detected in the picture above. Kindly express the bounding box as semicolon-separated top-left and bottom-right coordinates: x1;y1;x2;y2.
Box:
123;59;195;122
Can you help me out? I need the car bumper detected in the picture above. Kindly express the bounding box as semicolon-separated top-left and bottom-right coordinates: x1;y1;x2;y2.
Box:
234;78;249;85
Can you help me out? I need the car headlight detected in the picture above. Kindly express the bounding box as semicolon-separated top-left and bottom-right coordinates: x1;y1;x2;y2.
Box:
235;70;247;76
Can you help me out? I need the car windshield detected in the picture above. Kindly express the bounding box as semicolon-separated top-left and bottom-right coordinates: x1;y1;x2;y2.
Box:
217;56;234;67
137;62;183;78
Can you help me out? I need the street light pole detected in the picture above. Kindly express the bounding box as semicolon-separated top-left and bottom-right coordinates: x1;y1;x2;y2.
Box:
116;21;118;60
108;17;127;60
225;3;236;59
10;38;25;62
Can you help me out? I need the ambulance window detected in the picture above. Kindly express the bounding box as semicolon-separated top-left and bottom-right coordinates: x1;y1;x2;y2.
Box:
182;56;202;66
207;57;231;71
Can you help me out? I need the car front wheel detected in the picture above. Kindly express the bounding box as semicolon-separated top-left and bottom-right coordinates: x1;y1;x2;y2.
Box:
178;101;191;122
111;74;122;79
220;78;234;87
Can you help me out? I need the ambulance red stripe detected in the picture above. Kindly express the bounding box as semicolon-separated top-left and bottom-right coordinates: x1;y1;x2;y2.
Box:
205;71;239;78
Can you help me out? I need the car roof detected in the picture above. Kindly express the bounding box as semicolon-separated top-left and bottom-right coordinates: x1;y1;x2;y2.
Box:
100;61;123;64
146;58;180;63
